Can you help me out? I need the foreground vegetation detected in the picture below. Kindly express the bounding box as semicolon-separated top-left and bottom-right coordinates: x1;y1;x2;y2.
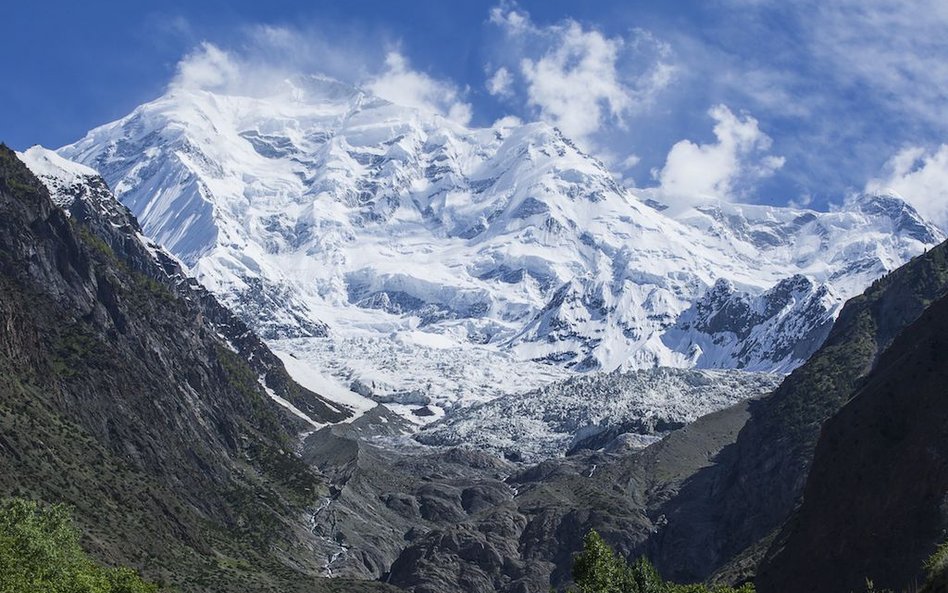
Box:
570;531;754;593
0;498;157;593
569;530;948;593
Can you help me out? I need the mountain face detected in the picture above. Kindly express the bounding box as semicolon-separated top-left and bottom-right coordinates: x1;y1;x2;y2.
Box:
33;76;948;592
0;145;392;593
649;237;948;584
757;288;948;593
662;274;837;371
301;236;948;593
56;78;942;414
19;146;350;427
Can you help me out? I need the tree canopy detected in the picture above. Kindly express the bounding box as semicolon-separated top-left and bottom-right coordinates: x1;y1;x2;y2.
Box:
570;531;755;593
0;498;158;593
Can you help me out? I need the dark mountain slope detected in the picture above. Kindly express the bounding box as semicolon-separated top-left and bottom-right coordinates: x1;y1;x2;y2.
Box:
757;289;948;593
0;145;394;592
651;239;948;582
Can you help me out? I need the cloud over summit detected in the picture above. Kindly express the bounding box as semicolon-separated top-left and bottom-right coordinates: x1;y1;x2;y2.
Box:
652;105;784;209
167;27;471;125
487;5;675;151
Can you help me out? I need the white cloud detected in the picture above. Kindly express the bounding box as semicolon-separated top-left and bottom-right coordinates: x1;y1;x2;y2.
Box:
367;52;473;125
489;6;529;32
653;105;784;208
866;145;948;230
486;67;513;97
171;42;241;92
488;5;675;149
708;0;948;130
620;154;641;169
491;114;523;129
519;23;631;143
166;30;472;125
166;28;380;97
788;193;814;209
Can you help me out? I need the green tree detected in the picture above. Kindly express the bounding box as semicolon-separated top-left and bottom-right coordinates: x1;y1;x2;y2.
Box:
569;530;754;593
572;531;634;593
0;497;157;593
627;556;666;593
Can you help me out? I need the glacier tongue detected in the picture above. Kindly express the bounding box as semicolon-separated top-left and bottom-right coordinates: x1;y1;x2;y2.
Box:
56;76;944;413
415;368;783;463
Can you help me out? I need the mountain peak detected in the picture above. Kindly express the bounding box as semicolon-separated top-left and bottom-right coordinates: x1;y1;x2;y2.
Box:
848;190;941;243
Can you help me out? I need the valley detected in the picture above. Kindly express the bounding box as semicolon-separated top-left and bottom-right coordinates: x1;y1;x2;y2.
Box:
2;14;948;591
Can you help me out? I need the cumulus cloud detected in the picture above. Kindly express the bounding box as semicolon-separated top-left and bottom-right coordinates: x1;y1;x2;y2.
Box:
620;154;641;169
487;5;675;149
866;145;948;230
653;105;784;208
489;5;529;32
491;114;523;129
167;25;383;97
519;23;630;143
367;52;472;125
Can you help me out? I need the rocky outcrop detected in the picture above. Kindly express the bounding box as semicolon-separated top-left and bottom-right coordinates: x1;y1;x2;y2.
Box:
663;275;837;371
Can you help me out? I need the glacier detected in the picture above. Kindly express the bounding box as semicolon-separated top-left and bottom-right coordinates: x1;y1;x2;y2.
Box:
415;368;783;463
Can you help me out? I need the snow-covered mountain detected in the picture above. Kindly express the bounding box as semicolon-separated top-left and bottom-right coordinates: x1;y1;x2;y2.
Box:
55;76;943;410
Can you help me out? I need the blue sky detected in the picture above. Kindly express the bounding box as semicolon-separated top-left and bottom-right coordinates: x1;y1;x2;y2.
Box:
5;0;948;222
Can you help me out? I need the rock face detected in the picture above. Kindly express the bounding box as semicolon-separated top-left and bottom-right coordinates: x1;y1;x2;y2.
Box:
55;78;942;412
19;145;352;425
757;290;948;593
0;145;392;593
662;275;837;372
